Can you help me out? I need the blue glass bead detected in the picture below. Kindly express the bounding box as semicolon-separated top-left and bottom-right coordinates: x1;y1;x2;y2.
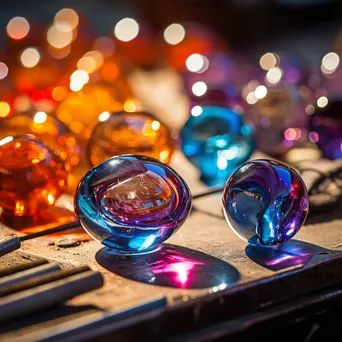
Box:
180;105;255;185
74;155;192;254
222;159;309;246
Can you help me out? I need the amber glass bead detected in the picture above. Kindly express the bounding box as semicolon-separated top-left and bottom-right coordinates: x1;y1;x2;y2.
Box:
0;135;67;218
88;112;174;166
56;83;123;139
0;112;81;172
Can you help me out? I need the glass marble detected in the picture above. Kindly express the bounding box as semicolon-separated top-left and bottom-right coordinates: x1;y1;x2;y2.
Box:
181;105;255;185
75;155;192;254
309;99;342;160
222;159;309;246
88;112;174;166
0;112;81;172
0;135;67;218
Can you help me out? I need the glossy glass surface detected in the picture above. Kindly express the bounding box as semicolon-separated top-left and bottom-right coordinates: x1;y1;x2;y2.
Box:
75;155;192;254
0;112;81;172
0;135;67;217
222;159;309;246
181;105;254;185
309;100;342;160
88;112;174;166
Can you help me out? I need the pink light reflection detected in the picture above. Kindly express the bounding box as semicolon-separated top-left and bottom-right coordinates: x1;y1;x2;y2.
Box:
151;253;205;286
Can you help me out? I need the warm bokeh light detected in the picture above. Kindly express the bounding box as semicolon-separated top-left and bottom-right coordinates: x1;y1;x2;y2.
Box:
266;67;283;84
259;52;278;71
321;52;340;75
6;17;30;40
309;131;319;143
317;96;328;108
20;47;40;68
52;86;68;102
191;105;203;116
0;62;8;80
101;62;119;82
84;50;104;68
246;92;258;105
192;81;207;96
185;53;209;73
70;79;84;92
93;36;115;56
163;23;185;45
151;120;161;131
33;111;47;124
124;100;137;112
98;111;110;122
54;8;79;31
254;85;267;99
0;102;11;118
77;56;97;73
70;69;89;84
114;18;139;42
47;25;73;49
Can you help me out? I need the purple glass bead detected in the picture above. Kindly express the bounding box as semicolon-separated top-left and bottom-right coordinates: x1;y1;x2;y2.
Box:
309;99;342;159
75;155;192;254
222;159;309;246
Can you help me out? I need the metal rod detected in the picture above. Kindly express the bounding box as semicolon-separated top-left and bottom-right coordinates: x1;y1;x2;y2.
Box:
0;259;48;278
192;186;224;200
0;236;21;257
19;221;80;241
0;270;104;322
0;265;91;298
0;262;61;289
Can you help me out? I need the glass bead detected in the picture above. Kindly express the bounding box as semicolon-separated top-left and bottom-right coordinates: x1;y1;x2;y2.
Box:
180;105;255;185
222;159;309;246
0;112;81;172
309;99;342;160
0;135;67;218
75;155;192;254
88;112;174;166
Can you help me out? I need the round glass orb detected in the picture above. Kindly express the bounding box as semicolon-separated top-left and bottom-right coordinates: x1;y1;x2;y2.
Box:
0;135;67;217
309;99;342;160
88;112;174;166
56;83;122;139
222;159;309;246
0;112;81;172
181;105;255;185
75;155;192;254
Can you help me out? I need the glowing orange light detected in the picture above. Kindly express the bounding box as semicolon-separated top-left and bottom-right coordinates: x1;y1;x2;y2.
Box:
47;194;55;205
0;102;11;118
101;62;119;82
77;56;97;74
52;86;68;102
15;201;25;216
7;17;30;40
124;100;137;112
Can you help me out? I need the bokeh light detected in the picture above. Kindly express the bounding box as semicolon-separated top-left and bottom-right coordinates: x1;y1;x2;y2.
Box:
186;53;209;73
163;23;185;45
0;102;11;118
54;8;79;31
20;47;40;68
317;96;328;108
192;81;207;96
0;62;9;80
114;18;139;42
6;17;30;40
47;25;73;49
321;52;340;75
259;52;278;71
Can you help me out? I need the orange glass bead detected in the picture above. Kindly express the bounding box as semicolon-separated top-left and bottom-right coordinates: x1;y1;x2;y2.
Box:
0;135;67;218
88;112;175;166
0;112;81;172
56;83;123;139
